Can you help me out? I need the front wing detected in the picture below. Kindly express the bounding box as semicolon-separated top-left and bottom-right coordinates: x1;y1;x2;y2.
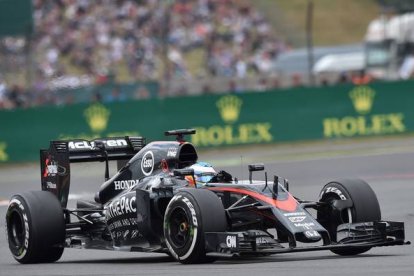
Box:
204;221;409;257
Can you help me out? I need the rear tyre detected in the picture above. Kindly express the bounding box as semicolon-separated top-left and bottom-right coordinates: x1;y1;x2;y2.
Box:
317;179;381;256
6;191;65;263
164;189;227;264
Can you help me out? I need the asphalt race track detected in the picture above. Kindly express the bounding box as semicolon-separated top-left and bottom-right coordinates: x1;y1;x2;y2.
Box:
0;136;413;276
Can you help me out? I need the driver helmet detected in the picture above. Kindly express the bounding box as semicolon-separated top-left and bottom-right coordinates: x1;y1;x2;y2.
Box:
186;161;216;186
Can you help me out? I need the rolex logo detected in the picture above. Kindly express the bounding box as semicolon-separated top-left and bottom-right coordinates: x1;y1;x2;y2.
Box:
84;103;111;133
0;142;8;161
216;95;243;124
349;86;375;115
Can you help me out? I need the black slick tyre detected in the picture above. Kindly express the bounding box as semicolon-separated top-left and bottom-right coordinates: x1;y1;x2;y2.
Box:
6;191;65;263
164;188;227;264
317;179;381;256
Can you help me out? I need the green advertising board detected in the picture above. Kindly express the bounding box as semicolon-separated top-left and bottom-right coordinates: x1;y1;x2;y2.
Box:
0;0;33;37
1;80;414;163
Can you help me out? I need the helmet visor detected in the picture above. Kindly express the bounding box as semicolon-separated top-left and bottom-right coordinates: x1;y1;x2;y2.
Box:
196;172;215;183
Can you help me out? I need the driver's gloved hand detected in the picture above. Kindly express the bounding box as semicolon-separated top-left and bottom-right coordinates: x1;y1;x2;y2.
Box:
209;170;233;183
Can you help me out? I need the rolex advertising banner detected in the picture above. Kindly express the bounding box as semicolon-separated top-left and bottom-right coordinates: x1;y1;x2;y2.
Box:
1;80;413;163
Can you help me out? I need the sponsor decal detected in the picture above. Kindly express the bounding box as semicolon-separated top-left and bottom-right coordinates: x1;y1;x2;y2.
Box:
167;147;177;157
105;195;136;221
108;220;123;230
319;187;347;200
68;139;128;150
108;228;144;241
141;151;154;176
191;95;273;147
288;216;306;223
294;222;315;230
256;237;270;244
304;230;321;239
182;196;198;227
226;235;237;248
131;230;142;239
123;230;130;240
284;212;306;217
217;95;243;124
43;158;67;177
114;180;139;190
323;86;406;138
161;159;169;173
0;142;9;162
84;103;111;133
350;86;375;115
107;217;138;231
59;132;140;142
21;214;29;254
46;182;57;189
46;163;58;176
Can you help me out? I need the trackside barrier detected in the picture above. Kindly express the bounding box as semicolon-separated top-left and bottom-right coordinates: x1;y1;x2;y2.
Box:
1;80;413;162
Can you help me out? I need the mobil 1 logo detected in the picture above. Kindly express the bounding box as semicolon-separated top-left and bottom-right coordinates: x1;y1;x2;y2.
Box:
141;151;154;176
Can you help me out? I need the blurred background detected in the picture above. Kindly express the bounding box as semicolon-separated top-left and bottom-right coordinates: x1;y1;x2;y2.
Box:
1;0;414;162
1;2;414;272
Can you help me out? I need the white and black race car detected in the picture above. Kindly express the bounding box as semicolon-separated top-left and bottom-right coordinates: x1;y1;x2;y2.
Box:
5;129;409;264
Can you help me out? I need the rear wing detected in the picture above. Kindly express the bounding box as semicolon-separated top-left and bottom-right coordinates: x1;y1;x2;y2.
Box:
40;136;145;207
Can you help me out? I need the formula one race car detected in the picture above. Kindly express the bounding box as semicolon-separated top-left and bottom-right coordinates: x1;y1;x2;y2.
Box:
6;129;409;264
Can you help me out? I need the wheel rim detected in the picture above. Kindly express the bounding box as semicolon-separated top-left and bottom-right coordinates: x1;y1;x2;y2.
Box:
7;210;25;249
168;207;191;249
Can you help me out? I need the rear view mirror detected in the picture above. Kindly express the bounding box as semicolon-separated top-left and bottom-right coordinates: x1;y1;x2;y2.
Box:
248;163;265;183
248;163;264;172
173;168;194;177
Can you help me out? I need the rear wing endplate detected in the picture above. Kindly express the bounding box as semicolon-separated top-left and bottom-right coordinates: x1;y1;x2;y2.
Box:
40;136;145;207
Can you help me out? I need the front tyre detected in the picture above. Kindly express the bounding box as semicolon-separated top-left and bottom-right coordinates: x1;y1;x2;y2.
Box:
6;191;65;264
317;179;381;256
164;189;227;264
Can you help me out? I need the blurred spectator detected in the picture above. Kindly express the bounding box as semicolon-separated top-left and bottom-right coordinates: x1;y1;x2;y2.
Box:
91;91;102;103
255;78;268;91
351;70;372;85
228;79;244;93
270;76;280;89
337;72;350;84
134;85;150;100
8;85;27;108
202;83;212;94
291;73;303;87
104;86;126;103
235;55;248;79
0;0;289;109
0;78;8;109
319;74;329;86
168;45;190;78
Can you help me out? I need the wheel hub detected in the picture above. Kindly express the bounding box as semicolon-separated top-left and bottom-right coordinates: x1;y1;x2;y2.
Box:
169;207;191;249
7;210;25;249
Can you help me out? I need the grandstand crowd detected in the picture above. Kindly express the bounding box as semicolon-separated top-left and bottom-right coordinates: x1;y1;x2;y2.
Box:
0;0;291;109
